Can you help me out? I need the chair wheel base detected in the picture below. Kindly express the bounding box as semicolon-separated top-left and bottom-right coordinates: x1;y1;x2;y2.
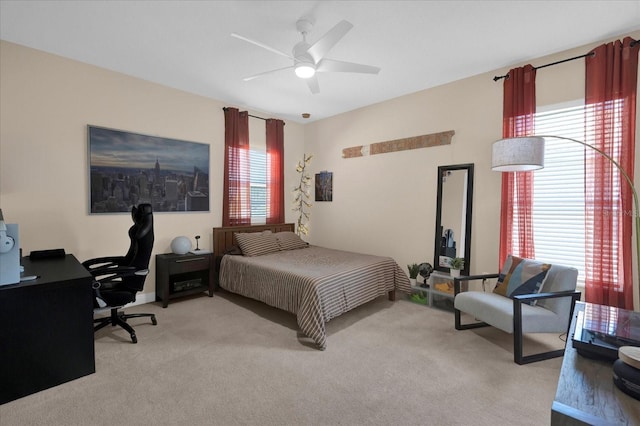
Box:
94;308;156;343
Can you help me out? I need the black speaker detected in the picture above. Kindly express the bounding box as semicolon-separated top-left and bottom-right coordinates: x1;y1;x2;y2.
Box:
613;358;640;401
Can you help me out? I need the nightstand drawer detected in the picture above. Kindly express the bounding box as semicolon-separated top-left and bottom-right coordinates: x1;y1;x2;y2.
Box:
168;256;210;274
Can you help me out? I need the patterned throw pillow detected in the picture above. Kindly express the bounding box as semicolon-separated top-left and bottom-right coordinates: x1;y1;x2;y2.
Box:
275;231;309;251
234;231;279;257
493;255;551;304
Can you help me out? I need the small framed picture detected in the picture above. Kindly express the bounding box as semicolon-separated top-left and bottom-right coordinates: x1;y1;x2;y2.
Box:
315;171;333;202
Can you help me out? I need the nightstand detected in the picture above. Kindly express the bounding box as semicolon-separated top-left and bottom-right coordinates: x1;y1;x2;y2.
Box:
155;252;214;308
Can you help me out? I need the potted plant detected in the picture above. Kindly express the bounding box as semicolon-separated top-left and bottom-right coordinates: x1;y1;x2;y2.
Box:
409;291;428;305
448;257;465;278
407;263;419;285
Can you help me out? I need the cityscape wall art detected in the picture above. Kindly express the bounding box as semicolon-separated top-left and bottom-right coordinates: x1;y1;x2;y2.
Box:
88;125;210;214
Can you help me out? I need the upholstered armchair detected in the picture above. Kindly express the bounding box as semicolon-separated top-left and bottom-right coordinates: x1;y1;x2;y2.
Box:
453;255;581;364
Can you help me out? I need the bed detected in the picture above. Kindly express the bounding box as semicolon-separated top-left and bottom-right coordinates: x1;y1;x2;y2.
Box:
213;223;411;350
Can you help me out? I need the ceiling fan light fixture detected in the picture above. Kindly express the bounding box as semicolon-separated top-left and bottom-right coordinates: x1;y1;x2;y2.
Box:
295;63;316;79
234;18;377;93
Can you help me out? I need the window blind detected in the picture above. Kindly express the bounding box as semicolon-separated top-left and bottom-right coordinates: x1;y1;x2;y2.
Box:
513;103;588;286
249;148;267;223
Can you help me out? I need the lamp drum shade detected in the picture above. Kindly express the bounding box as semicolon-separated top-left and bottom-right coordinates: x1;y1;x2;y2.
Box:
492;137;545;172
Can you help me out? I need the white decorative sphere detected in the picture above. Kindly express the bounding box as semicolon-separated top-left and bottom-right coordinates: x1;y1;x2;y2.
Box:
171;236;192;254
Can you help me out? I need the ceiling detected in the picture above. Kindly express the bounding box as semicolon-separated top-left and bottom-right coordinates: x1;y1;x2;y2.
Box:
1;1;639;123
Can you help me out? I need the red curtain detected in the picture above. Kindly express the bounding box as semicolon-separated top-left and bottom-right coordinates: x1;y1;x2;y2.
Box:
223;107;251;226
584;37;639;309
499;65;537;266
266;119;285;224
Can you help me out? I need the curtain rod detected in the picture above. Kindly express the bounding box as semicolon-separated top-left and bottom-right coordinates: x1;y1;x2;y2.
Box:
493;38;638;82
222;107;285;125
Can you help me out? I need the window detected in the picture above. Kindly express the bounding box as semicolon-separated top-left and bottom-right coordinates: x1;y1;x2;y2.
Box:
249;148;267;224
512;100;628;290
513;103;588;286
223;110;283;226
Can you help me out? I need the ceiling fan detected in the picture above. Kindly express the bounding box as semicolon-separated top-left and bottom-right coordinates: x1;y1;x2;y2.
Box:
231;18;380;94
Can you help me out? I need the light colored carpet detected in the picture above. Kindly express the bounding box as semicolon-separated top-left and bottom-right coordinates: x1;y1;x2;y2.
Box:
0;292;565;426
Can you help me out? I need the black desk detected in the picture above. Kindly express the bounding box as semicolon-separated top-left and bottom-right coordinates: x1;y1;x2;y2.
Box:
0;254;95;404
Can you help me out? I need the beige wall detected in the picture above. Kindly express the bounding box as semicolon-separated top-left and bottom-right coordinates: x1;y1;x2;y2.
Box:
0;40;305;298
303;31;640;307
302;70;501;272
2;31;639;306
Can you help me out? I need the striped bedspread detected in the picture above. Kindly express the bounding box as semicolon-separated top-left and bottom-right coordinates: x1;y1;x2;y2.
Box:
219;246;411;350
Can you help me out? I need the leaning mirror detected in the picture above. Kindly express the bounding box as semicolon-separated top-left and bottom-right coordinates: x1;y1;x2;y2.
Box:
433;163;474;276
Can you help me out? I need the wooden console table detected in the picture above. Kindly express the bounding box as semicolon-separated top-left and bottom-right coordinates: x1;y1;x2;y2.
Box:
551;301;640;425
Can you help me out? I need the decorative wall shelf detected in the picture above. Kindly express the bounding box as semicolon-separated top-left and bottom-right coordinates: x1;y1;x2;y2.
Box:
342;130;454;159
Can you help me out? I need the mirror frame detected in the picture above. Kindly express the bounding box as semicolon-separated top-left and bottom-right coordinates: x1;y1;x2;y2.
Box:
433;163;474;276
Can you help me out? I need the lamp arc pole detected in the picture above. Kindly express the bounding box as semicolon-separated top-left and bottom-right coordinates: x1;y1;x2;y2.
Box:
538;135;640;296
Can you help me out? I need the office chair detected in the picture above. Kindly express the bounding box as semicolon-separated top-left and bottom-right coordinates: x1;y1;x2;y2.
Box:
83;203;157;343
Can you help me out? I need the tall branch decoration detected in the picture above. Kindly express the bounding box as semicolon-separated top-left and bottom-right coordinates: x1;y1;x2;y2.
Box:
293;154;313;237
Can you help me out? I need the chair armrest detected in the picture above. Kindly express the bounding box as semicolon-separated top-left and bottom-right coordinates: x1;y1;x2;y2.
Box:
92;266;147;290
453;273;500;295
90;265;138;280
513;290;581;303
512;290;581;320
82;256;126;269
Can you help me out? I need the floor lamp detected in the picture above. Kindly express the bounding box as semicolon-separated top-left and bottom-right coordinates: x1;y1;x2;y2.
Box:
491;135;640;299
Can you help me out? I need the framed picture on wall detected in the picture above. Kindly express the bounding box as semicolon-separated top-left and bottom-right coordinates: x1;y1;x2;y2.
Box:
315;171;333;202
87;125;210;214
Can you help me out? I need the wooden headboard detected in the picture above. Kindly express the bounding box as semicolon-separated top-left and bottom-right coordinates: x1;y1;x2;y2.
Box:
212;223;295;256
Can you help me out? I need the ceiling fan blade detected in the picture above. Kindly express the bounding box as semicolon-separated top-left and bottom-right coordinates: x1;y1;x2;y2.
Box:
316;58;380;75
231;33;292;60
243;66;294;81
305;75;320;94
306;20;353;63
